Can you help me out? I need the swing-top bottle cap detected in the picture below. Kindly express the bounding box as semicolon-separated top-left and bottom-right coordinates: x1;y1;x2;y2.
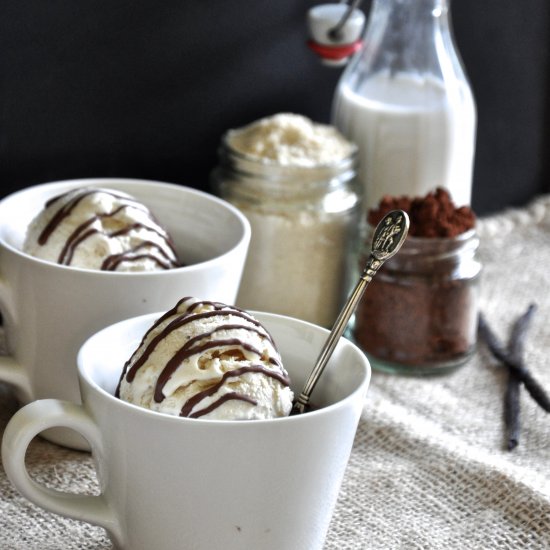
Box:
307;3;365;66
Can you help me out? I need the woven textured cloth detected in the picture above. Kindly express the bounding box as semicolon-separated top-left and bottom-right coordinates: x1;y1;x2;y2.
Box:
1;196;550;549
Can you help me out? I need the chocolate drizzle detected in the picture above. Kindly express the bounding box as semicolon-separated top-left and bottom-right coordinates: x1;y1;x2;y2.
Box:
154;338;266;403
116;298;290;418
189;392;257;419
39;189;145;245
100;241;177;271
181;365;290;418
35;188;180;270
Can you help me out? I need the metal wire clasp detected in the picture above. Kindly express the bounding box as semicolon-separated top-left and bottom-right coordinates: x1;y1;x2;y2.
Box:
306;1;366;66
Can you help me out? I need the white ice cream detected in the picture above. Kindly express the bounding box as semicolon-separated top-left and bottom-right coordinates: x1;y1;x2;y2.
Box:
117;297;294;420
23;187;181;271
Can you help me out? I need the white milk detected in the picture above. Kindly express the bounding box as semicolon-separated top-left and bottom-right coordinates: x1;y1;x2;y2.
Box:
332;71;476;211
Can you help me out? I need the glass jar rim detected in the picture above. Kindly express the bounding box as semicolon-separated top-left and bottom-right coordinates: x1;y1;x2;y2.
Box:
365;224;479;260
367;224;477;241
401;227;477;243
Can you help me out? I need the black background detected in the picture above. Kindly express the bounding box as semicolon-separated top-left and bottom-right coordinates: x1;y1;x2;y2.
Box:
1;1;549;215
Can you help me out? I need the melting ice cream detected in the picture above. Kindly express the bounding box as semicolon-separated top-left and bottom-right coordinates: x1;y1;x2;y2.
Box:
116;298;294;420
23;187;181;271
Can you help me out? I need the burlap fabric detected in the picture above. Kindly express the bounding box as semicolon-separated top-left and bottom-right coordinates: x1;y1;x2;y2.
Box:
1;197;549;549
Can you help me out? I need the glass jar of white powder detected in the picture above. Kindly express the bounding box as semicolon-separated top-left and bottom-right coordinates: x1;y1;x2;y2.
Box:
211;113;360;328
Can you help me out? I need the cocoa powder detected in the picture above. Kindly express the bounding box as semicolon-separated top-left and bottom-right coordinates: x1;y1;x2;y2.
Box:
367;187;476;238
354;188;481;373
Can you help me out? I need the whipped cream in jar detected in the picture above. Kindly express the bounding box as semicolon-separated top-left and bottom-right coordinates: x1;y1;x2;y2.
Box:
211;113;360;328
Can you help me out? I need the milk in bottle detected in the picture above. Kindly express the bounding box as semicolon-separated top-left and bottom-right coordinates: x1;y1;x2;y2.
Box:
332;0;476;212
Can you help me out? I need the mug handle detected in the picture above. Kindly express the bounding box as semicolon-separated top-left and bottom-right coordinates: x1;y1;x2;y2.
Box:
0;356;30;400
1;399;122;542
0;277;31;400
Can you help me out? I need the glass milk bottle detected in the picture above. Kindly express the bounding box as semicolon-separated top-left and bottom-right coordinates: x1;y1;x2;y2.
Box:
331;0;476;213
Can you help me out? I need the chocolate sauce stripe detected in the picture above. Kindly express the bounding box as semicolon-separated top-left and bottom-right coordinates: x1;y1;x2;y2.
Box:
182;307;275;346
183;324;274;356
101;241;179;271
110;222;179;259
45;188;143;209
123;298;194;369
154;338;266;402
148;297;194;331
55;205;176;268
189;392;257;419
185;301;265;332
125;309;272;383
60;228;97;265
57;204;134;257
109;222;173;251
39;189;147;245
106;253;174;271
180;363;290;417
41;189;103;244
115;296;194;396
58;214;98;263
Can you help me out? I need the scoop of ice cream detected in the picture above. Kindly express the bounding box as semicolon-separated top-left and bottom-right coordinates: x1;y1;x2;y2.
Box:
116;297;294;420
23;187;181;271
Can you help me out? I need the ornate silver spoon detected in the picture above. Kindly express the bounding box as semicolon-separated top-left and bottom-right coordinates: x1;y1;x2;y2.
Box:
291;209;409;415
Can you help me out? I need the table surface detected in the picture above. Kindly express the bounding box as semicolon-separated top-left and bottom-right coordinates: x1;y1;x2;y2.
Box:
1;196;550;549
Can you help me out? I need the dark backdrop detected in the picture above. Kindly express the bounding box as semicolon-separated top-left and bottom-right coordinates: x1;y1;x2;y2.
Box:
1;1;549;215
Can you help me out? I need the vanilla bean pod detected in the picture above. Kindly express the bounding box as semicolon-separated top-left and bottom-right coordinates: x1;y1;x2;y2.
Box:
504;306;528;450
478;314;523;450
478;304;549;450
510;304;550;412
478;307;550;412
503;370;521;450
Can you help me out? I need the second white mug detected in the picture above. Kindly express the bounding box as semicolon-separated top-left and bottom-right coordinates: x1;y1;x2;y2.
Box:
0;178;250;449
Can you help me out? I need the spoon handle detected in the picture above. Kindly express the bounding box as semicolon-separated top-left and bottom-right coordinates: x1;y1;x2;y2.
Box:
292;210;409;414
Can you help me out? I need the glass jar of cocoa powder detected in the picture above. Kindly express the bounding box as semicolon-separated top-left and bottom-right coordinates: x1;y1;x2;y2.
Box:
354;188;481;374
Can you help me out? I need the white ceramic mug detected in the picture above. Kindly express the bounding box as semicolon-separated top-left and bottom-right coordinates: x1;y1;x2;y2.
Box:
0;178;250;449
2;311;371;550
